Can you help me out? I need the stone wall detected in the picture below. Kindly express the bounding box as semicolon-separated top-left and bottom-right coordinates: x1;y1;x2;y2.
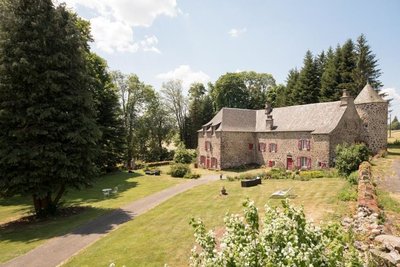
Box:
356;102;388;154
198;131;332;170
220;132;256;169
330;103;362;163
255;131;330;169
197;131;222;169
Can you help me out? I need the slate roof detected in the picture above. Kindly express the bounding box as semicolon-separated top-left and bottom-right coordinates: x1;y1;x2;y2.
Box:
202;100;348;134
354;83;387;104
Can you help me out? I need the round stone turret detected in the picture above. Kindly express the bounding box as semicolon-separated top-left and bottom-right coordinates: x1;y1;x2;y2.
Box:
354;83;388;154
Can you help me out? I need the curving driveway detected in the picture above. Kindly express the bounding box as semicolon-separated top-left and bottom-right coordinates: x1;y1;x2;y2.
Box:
1;174;219;267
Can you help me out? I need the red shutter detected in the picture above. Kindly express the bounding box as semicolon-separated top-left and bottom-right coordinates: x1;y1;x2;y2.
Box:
308;158;311;169
298;140;302;150
297;158;301;168
258;143;261;151
307;140;311;151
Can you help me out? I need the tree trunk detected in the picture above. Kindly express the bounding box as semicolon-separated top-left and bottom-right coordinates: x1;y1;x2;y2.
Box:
53;185;65;207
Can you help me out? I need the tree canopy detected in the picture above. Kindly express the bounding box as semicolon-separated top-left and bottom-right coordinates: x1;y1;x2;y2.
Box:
0;0;100;216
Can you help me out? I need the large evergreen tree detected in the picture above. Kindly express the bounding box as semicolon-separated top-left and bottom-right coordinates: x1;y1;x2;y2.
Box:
353;34;383;93
320;46;342;102
0;0;100;216
338;39;357;96
285;68;300;106
292;51;320;105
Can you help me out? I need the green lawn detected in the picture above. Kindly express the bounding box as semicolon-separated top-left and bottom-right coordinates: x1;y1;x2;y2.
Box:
64;178;347;267
0;170;183;263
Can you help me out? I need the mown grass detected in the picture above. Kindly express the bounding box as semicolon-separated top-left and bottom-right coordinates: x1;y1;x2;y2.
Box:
0;170;183;263
64;178;347;267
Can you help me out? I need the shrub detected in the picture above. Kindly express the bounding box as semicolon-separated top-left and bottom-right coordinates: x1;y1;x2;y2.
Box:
227;175;235;182
299;170;325;179
335;143;370;176
169;163;191;178
189;199;363;266
146;161;172;168
173;144;197;164
338;184;358;201
347;171;359;185
184;173;200;179
265;168;291;179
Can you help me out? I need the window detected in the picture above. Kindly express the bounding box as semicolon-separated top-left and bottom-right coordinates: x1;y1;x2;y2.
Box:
211;157;218;169
258;142;266;152
205;141;212;151
268;160;275;167
318;161;328;168
298;139;310;151
200;156;206;166
297;157;311;169
269;143;277;153
211;126;215;135
248;143;254;150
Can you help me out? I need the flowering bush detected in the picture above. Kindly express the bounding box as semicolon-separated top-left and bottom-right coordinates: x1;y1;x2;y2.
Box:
189;200;363;266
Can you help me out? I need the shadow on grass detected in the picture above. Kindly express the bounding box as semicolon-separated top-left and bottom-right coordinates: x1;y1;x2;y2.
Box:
388;150;400;156
0;206;134;244
0;171;143;208
65;171;141;205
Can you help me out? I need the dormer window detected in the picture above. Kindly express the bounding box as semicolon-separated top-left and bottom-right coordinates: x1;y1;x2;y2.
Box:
211;126;215;135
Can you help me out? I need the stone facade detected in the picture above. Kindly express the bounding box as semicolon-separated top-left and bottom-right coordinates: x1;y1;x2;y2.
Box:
356;102;388;154
197;85;388;170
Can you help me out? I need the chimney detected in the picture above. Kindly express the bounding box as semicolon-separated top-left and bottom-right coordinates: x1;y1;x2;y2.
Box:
266;114;273;130
340;89;353;106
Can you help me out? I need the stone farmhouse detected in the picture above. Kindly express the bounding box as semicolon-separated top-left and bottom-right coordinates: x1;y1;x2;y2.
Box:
197;84;388;170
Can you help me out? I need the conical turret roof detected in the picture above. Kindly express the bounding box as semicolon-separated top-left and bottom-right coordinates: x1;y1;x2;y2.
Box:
354;83;386;104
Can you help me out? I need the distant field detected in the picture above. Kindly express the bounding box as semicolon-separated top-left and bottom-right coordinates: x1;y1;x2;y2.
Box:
388;130;400;143
64;178;348;267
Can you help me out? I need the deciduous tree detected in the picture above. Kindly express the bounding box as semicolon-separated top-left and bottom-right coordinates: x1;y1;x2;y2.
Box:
0;0;100;216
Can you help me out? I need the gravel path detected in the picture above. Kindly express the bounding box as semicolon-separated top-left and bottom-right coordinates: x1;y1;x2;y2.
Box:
1;174;219;267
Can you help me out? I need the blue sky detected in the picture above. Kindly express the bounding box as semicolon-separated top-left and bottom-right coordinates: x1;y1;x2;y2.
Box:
61;0;400;118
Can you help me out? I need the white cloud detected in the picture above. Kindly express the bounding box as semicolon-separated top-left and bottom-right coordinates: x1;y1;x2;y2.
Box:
228;27;247;38
59;0;180;53
382;88;400;102
381;87;400;118
157;65;210;90
90;17;138;53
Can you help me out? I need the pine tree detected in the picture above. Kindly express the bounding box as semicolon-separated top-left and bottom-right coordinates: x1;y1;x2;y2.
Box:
320;46;342;101
292;51;320;105
0;0;100;216
315;50;326;92
353;34;383;93
338;39;357;96
285;68;300;106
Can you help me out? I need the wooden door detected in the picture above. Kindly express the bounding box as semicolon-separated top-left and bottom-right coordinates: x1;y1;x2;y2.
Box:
287;157;293;170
